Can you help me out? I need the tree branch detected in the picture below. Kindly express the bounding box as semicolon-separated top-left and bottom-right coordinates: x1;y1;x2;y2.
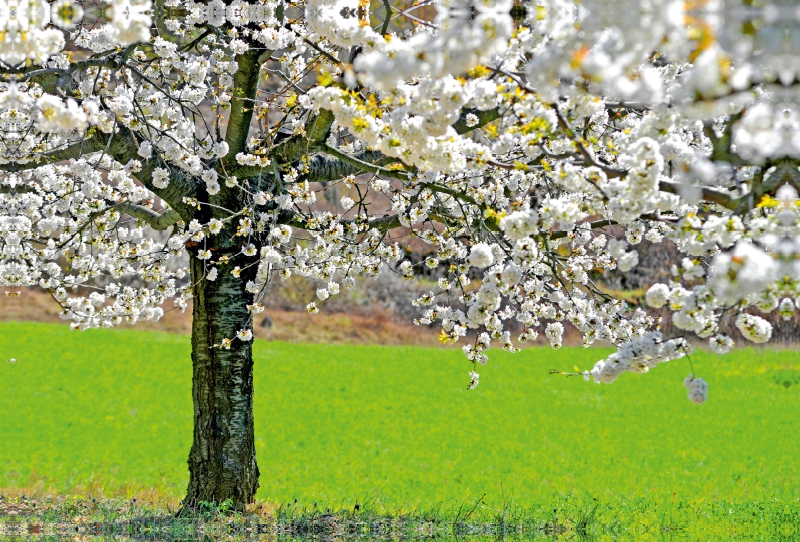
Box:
102;127;200;220
269;109;336;166
259;106;502;182
1;135;107;171
303;150;386;182
658;180;739;210
224;46;272;159
419;182;479;206
320;144;410;179
551;105;627;179
115;203;182;230
1;128;200;221
12;44;141;95
703;113;744;166
452;108;501;135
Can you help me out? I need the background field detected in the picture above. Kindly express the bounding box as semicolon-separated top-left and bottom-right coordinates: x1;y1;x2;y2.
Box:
2;321;800;510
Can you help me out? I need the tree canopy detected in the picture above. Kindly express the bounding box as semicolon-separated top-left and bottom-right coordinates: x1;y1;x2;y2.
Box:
2;0;799;412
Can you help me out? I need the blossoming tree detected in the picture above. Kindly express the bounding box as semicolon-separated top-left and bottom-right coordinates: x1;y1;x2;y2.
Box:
1;0;799;510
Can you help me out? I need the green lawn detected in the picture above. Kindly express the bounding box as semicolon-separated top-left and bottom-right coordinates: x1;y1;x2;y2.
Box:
1;320;799;510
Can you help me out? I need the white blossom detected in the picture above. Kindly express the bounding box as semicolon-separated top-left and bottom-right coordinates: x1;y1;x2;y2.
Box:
645;284;670;308
468;243;494;268
709;335;734;355
735;314;773;344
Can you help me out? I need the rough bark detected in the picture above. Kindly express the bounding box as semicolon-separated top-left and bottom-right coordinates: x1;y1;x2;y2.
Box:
182;252;259;513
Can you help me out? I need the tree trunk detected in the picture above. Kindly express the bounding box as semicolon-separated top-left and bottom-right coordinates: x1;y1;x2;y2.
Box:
182;252;259;513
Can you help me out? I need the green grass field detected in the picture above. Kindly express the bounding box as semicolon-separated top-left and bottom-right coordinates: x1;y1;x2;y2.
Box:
2;320;800;512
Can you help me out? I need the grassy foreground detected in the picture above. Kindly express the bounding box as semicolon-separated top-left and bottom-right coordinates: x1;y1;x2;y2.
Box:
1;321;800;514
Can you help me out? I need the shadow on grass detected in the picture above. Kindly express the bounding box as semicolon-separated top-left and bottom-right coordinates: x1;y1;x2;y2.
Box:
3;493;800;541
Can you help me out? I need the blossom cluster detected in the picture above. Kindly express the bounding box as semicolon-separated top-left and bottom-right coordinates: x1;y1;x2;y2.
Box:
0;0;151;64
0;159;190;328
